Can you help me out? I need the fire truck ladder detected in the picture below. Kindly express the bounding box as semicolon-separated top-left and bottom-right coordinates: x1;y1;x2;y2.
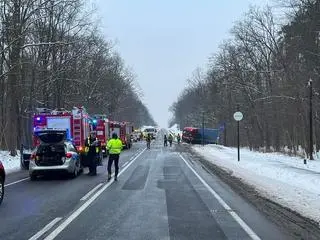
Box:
73;119;82;146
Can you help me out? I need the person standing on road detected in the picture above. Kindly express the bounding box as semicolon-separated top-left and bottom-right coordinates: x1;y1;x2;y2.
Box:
168;134;173;147
177;133;181;144
85;131;100;176
107;133;123;181
164;134;168;147
146;133;151;149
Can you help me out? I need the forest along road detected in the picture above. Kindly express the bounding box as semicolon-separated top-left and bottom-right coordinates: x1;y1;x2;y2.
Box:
16;133;299;240
0;143;144;240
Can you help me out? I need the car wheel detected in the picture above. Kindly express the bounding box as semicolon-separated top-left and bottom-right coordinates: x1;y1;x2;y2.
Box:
29;173;37;181
70;161;80;178
71;168;78;178
0;176;4;205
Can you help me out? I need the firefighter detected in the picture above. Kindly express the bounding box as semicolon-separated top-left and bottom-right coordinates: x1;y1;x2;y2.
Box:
107;133;123;181
177;133;181;144
164;134;168;147
146;133;151;149
140;132;143;141
168;134;173;147
85;131;100;176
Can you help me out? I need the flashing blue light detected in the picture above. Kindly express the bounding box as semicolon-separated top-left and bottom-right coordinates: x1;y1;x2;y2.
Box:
93;119;97;124
66;129;71;140
36;117;41;121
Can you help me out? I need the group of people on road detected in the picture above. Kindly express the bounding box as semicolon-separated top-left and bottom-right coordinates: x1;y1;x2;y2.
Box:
85;130;182;180
163;134;172;147
85;131;122;181
145;132;181;149
163;133;180;147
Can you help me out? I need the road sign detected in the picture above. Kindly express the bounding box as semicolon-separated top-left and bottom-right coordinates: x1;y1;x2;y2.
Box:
233;111;243;121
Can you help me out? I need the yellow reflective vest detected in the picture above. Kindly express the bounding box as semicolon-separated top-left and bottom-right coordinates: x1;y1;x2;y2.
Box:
107;138;123;154
85;137;100;154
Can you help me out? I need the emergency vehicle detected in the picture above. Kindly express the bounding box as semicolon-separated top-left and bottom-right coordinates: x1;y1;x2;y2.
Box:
91;115;109;156
108;121;133;149
32;107;92;166
123;121;134;147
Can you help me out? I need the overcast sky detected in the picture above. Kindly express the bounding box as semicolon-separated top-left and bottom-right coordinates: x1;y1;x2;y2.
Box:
95;0;270;128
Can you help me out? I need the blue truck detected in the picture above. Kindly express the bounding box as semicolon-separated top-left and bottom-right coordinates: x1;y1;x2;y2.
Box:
182;127;219;144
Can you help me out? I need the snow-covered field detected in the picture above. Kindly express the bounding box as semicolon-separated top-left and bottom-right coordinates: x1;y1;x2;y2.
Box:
0;151;21;174
192;144;320;223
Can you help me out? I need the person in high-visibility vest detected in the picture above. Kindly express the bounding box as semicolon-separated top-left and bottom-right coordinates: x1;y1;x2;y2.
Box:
168;134;173;147
106;133;123;181
85;131;100;176
177;133;181;144
146;133;151;149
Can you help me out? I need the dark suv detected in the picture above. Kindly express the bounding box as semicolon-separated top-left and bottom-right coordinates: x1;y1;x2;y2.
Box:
0;160;5;205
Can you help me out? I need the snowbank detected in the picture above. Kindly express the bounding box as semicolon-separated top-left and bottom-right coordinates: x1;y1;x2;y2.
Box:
0;151;21;174
192;144;320;223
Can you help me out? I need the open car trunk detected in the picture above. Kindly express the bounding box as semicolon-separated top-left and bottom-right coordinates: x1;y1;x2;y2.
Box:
34;129;67;166
36;144;66;166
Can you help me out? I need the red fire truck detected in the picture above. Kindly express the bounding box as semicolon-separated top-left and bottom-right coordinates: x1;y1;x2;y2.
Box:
122;121;134;147
32;107;92;166
108;121;133;149
91;115;109;156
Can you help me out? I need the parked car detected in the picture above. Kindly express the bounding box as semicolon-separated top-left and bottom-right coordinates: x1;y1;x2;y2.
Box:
29;129;81;180
0;160;5;205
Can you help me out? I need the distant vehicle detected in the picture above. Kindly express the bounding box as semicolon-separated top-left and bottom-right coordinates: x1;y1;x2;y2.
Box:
132;130;142;142
182;127;219;144
0;160;5;205
91;116;108;157
182;127;198;143
108;121;133;149
143;127;156;139
29;129;81;180
200;128;220;144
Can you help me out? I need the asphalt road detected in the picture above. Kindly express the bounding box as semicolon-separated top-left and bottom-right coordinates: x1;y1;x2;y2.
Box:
0;134;294;240
0;143;144;240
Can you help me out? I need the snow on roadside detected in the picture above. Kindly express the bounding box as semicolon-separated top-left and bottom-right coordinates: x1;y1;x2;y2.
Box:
168;124;182;139
192;144;320;223
0;151;21;174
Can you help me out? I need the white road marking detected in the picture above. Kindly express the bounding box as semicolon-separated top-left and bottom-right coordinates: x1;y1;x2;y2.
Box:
122;161;129;168
44;148;146;240
5;177;29;187
28;217;62;240
178;153;261;240
80;183;103;201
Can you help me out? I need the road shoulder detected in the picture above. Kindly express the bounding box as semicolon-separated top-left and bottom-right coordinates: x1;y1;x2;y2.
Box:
179;144;320;240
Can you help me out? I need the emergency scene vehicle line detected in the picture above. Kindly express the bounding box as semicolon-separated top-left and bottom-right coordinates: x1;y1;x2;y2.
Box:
1;1;320;240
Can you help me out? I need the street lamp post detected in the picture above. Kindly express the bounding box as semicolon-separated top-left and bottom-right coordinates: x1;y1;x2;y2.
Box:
202;111;204;146
309;79;314;160
224;122;227;146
